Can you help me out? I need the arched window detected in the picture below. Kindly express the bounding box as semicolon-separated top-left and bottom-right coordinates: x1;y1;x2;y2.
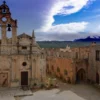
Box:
51;65;54;71
41;53;44;59
76;52;78;59
46;64;49;73
57;67;60;73
96;50;100;61
64;69;68;75
2;8;7;13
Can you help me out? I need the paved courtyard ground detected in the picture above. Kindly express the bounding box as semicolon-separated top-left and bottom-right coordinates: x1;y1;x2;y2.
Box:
21;83;100;100
0;88;32;100
0;83;100;100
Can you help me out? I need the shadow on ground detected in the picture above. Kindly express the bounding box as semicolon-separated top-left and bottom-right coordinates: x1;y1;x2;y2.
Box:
56;82;100;100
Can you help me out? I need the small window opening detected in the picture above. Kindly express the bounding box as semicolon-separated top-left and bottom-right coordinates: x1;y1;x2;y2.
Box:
22;46;27;50
22;62;27;66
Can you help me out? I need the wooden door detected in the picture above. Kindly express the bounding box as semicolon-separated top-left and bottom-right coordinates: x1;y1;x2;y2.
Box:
21;72;28;86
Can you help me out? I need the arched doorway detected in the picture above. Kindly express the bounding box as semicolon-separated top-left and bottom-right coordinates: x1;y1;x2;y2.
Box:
96;73;99;84
76;68;86;83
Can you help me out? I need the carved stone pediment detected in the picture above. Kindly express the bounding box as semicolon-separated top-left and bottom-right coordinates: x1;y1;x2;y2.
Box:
19;38;31;45
18;33;32;46
18;33;32;39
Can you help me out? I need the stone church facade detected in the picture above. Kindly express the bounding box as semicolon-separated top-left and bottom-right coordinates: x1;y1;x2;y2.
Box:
0;1;46;87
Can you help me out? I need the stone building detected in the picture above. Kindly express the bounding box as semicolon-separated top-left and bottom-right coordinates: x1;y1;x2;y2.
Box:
46;44;100;85
71;43;100;84
46;48;75;84
71;46;89;83
0;1;46;87
88;44;100;84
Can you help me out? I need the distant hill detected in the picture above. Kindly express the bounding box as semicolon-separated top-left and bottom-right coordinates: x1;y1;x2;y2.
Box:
37;41;100;48
74;36;100;42
37;36;100;48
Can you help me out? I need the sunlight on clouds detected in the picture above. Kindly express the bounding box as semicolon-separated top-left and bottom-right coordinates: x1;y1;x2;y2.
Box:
46;22;88;34
57;0;89;15
0;0;96;41
37;0;93;33
35;0;95;40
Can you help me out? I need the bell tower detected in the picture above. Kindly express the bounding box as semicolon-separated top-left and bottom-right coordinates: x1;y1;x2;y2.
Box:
0;1;17;45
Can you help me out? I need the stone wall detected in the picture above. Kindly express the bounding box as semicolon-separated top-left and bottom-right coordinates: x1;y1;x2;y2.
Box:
47;57;75;83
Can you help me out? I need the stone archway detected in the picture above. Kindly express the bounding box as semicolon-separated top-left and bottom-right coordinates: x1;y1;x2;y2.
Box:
76;68;86;83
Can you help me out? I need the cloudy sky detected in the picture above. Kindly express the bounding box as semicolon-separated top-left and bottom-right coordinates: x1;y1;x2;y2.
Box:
1;0;100;41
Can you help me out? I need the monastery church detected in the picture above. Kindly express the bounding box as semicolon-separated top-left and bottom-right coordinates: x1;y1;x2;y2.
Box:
0;1;46;87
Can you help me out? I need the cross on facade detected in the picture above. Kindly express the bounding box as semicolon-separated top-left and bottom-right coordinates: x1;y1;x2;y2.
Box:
3;1;6;5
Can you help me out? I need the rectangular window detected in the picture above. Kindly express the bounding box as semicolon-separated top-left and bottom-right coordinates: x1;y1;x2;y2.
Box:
22;46;27;50
96;50;100;61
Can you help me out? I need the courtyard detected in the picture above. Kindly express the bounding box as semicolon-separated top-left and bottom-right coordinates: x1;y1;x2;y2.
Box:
0;82;100;100
21;83;100;100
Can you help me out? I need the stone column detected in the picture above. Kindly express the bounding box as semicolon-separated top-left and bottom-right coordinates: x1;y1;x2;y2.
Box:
1;25;7;45
32;59;36;80
12;27;17;45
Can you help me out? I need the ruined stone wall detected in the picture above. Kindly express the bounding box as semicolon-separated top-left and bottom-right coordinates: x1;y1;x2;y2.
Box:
89;45;100;83
71;47;89;60
47;57;75;83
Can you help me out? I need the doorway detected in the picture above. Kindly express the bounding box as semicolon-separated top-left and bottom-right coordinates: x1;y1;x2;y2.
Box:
96;73;99;84
21;72;28;86
76;69;86;83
